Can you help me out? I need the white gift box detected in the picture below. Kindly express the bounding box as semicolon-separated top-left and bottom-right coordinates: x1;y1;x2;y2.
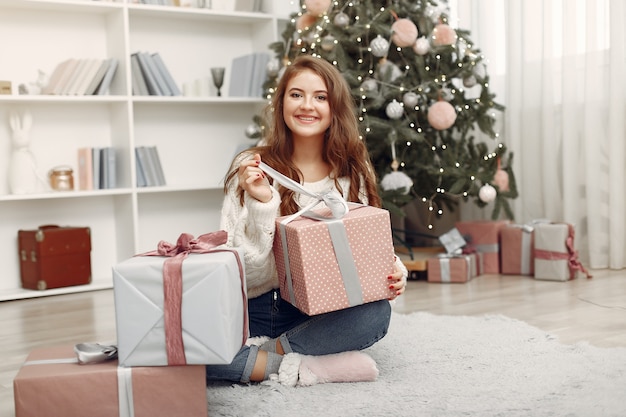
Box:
112;242;247;367
534;223;592;281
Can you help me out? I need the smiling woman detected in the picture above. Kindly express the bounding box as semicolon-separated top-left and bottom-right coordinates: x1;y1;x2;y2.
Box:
211;55;409;386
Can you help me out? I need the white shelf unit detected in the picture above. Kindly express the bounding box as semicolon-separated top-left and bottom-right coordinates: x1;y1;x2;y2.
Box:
0;0;283;301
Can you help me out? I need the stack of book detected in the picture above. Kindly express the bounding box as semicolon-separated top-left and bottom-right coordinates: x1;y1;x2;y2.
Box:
130;51;181;96
77;147;118;190
227;52;270;98
43;58;119;96
135;146;166;187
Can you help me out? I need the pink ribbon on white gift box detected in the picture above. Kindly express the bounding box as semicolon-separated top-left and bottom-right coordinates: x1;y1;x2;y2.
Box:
139;230;248;365
534;223;592;280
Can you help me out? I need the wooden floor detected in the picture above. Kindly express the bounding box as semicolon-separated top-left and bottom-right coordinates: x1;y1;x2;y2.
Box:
2;269;625;416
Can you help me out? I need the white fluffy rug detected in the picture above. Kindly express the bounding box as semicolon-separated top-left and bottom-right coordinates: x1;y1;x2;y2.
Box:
206;312;626;417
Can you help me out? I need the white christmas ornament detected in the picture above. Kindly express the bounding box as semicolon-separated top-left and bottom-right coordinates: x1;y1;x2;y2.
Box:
381;170;413;194
402;92;419;108
385;99;404;119
370;35;390;57
333;12;350;27
360;78;378;92
413;37;430;55
478;184;497;202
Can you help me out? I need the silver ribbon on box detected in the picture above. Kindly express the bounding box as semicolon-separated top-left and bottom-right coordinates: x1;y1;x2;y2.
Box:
437;253;472;282
510;219;550;275
438;227;466;254
259;162;364;307
23;343;133;417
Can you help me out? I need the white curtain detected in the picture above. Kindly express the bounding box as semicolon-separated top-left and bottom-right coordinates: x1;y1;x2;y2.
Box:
452;0;626;269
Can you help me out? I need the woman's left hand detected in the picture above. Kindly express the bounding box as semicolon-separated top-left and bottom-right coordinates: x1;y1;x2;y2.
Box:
387;262;407;300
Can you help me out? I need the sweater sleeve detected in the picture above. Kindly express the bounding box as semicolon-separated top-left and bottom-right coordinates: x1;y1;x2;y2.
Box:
219;162;281;298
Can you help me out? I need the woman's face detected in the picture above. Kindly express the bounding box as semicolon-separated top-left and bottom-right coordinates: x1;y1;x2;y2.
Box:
282;69;331;142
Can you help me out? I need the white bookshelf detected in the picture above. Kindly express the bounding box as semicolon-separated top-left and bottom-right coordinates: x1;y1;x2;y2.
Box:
0;0;299;301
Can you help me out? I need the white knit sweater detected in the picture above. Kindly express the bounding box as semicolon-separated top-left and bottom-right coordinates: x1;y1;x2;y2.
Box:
219;168;407;299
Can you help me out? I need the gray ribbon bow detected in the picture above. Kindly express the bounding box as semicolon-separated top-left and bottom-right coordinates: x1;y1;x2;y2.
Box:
74;343;118;364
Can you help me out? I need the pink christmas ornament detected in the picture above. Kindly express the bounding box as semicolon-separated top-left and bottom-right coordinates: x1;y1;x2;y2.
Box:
432;23;457;46
305;0;331;16
391;18;419;48
296;12;318;30
427;100;456;130
492;159;510;192
492;169;510;192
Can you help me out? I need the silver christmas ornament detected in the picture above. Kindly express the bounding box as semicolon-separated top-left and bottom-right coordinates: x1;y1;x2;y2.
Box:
463;75;477;88
385;99;404;119
266;58;280;77
245;123;261;138
333;12;350;27
402;92;419;108
370;35;390;58
360;78;378;92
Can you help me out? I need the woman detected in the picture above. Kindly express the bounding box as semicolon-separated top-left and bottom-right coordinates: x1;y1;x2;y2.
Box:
206;55;407;387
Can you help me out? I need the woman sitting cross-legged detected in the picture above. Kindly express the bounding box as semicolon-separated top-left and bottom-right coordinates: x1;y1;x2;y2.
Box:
205;55;407;387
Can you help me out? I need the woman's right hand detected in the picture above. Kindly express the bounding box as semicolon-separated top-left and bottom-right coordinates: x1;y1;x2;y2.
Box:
238;153;272;203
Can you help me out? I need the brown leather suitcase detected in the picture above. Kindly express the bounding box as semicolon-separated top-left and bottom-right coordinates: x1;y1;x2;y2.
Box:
18;225;92;290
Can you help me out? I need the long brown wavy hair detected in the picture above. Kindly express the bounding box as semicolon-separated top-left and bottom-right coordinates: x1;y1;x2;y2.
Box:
224;54;381;215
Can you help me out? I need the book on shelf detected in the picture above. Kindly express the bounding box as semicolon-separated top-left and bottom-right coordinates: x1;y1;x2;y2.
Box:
94;58;119;95
92;147;102;190
250;52;270;98
59;59;88;95
142;51;171;95
45;58;80;95
228;53;255;97
228;52;269;97
135;146;166;187
100;147;117;189
131;54;150;96
133;52;162;96
235;0;263;12
135;150;147;187
42;59;75;95
70;59;102;95
77;147;94;191
151;52;181;96
84;58;112;96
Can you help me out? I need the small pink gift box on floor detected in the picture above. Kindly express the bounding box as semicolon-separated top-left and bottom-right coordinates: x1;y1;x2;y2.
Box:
455;220;510;273
500;224;535;275
427;253;482;283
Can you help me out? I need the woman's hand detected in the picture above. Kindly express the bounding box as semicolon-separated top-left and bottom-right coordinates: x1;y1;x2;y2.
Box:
387;260;407;300
238;154;272;203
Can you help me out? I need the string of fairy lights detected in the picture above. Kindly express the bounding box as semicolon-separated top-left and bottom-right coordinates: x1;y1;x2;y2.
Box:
266;0;508;228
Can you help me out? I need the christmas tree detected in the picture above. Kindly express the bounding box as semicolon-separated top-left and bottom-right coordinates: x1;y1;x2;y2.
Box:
255;0;518;226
